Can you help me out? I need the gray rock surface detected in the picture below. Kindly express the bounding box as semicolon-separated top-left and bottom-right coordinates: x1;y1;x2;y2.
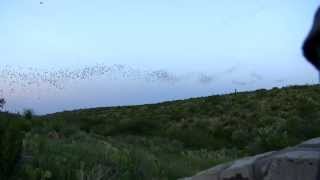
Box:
180;137;320;180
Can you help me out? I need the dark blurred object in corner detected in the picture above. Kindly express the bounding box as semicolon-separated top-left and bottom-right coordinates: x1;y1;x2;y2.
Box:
303;7;320;70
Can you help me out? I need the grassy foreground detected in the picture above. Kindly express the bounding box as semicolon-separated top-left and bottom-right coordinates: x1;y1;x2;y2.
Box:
2;85;320;180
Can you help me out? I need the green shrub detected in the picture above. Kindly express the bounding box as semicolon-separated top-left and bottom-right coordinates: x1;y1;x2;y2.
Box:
23;109;34;120
20;133;120;180
0;117;24;178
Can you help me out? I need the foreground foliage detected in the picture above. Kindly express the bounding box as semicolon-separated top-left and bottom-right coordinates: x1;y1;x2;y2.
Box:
2;85;320;179
0;113;28;179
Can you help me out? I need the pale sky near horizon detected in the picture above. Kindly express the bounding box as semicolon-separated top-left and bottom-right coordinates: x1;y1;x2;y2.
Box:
0;0;319;114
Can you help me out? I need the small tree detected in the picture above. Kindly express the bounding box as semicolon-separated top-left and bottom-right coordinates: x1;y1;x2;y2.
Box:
23;109;34;120
0;98;5;110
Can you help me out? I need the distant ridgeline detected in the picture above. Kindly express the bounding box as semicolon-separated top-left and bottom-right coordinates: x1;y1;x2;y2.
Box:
1;84;320;180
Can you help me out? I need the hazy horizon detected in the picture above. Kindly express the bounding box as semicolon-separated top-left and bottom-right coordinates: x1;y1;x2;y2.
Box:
1;0;319;114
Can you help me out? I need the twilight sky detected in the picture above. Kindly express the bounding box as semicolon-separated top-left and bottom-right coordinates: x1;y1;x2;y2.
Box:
0;0;319;114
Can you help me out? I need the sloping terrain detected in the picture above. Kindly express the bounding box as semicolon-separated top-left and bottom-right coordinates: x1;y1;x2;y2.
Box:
2;84;320;179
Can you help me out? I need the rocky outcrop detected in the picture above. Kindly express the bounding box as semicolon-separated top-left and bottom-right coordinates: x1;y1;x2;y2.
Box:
180;137;320;180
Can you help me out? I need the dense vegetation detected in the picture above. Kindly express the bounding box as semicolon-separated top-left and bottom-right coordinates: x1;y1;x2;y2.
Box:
0;112;28;179
2;85;320;180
